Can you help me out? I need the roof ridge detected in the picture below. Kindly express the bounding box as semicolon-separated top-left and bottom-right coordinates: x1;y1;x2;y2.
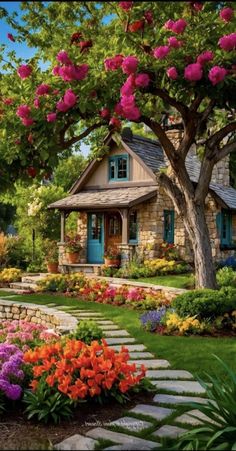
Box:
125;133;161;146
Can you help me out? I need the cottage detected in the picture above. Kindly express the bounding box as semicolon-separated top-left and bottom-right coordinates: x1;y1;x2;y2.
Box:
49;128;236;272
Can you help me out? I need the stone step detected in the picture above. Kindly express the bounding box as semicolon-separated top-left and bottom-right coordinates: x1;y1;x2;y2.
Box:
109;344;146;352
9;282;37;290
129;404;174;421
110;416;152;433
153;394;209;406
152;380;206;395
174;409;219;426
103;330;130;336
95;321;116;325
105;337;136;345
86;428;158;449
130;359;170;369
153;425;187;439
75;313;104;318
99;325;120;330
146;370;193;380
55;434;98;450
128;352;154;360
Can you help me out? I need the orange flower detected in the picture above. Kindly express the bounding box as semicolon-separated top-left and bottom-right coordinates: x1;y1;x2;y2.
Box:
30;380;38;391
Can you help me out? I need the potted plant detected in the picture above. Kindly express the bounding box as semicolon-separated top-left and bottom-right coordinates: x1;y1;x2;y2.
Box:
65;234;82;264
44;240;59;273
104;246;121;267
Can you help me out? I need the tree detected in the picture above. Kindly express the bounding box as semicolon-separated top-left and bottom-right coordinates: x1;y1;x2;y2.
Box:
0;1;236;288
53;154;87;191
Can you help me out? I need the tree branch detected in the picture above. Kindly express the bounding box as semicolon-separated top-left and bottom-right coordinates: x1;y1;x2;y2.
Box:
59;122;104;150
215;139;236;162
207;121;236;149
158;173;186;215
149;87;188;123
190;95;204;113
194;154;215;204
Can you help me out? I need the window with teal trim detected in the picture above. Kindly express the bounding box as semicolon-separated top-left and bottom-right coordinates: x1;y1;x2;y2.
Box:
109;154;129;181
216;209;232;248
163;210;174;244
129;211;138;244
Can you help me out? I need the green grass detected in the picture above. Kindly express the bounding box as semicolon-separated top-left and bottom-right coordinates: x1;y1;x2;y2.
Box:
6;292;236;379
130;274;193;289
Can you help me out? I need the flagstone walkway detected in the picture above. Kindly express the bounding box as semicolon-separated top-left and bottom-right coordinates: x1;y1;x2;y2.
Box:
50;304;209;451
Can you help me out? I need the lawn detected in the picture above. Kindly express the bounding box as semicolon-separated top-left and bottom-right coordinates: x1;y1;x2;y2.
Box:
5;292;236;379
129;273;193;289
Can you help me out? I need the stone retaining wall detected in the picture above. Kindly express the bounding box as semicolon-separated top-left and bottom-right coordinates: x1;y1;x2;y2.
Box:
0;300;78;334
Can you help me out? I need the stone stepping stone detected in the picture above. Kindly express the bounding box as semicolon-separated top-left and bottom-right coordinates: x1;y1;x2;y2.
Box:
153;394;209;406
128;352;154;359
153;425;187;439
105;337;136;345
55;433;97;450
46;303;58;307
129;404;174;421
105;446;156;451
175;409;219;426
95;320;115;325
103;330;130;336
86;428;158;449
109;344;146;352
75;313;104;317
100;325;120;330
152;380;206;394
131;359;170;369
146;370;193;380
110;416;152;433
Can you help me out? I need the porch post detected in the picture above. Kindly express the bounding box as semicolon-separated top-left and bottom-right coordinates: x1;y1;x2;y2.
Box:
120;208;128;244
60;210;66;243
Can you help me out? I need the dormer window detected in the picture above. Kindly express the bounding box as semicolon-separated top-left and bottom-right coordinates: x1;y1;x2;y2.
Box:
109;155;129;182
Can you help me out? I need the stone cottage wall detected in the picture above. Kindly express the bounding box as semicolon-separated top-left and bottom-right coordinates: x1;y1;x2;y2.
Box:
77;212;87;263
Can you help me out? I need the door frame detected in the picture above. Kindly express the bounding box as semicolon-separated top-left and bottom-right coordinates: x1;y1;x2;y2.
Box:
87;212;104;263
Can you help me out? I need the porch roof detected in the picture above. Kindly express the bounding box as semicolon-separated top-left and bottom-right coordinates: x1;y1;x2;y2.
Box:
48;186;157;211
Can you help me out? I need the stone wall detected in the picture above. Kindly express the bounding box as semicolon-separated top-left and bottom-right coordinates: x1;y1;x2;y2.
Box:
76;212;88;263
0;300;77;334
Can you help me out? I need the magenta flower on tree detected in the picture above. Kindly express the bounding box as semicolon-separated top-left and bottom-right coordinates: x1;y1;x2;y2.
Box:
164;19;174;30
3;98;14;105
118;2;133;11
168;37;182;48
7;33;15;42
196;51;214;66
58;64;89;82
184;63;203;81
35;84;51;96
33;98;40;109
56;50;72;65
21;117;34;127
100;108;110;119
47;112;57;122
208;66;227;86
104;55;123;71
135;73;150;88
17;64;32;79
153;46;170;60
16;105;31;118
172;19;187;34
167;67;178;80
121;56;139;74
218;33;236;52
219;7;234;23
120;75;135;96
57;89;77;112
109;117;121;129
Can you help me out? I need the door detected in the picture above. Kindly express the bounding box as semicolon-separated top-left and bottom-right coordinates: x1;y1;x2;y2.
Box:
87;213;104;263
163;210;175;244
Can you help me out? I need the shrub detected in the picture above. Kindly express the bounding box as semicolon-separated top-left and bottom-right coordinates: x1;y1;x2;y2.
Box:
173;357;236;450
0;267;22;284
70;320;103;344
140;308;167;332
172;287;236;320
165;311;207;335
217;256;236;270
216;267;236;287
0;233;8;267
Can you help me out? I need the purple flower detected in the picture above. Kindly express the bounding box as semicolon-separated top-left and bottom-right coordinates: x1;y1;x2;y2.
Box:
140;308;167;332
0;343;24;400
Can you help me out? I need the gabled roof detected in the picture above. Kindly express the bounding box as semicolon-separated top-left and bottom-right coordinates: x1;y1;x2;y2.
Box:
122;133;165;173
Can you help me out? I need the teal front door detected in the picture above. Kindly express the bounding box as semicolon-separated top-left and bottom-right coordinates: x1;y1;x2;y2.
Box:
87;213;104;263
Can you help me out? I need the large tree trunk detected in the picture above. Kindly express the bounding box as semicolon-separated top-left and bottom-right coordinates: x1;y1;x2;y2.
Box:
182;200;217;289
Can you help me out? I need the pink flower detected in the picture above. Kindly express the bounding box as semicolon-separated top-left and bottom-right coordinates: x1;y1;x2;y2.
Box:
192;3;203;11
35;84;51;96
15;139;21;145
47;112;57;122
164;19;174;30
58;64;88;82
17;65;32;79
120;95;141;121
52;66;60;76
56;101;68;112
184;63;203;81
53;89;60;95
74;64;89;80
219;7;234;23
104;55;123;71
172;19;187;34
122;56;139;74
123;105;140;121
218;33;236;52
16;105;31;118
144;11;153;25
33;98;40;109
21;117;34;127
109;117;121;129
121;94;135;110
119;2;133;11
196;50;214;66
3;98;14;105
100;108;110;119
168;37;182;48
153;46;170;60
167;67;178;80
208;66;227;85
135;73;150;88
56;50;72;65
63;88;77;108
114;102;124;115
7;33;15;42
120;75;135;96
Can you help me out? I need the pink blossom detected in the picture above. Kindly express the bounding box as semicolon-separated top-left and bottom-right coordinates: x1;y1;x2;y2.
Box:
192;3;203;11
63;88;77;108
184;63;203;81
196;50;214;66
53;89;60;95
104;55;123;71
75;64;89;80
218;33;236;52
16;105;31;118
17;65;32;79
21;117;34;127
135;73;150;88
114;102;124;115
58;64;88;82
164;19;174;30
118;2;133;11
144;11;153;24
172;19;187;34
122;56;139;74
100;108;110;119
56;100;68;112
168;36;182;48
15;139;21;145
167;67;178;80
7;33;15;42
219;7;234;23
47;112;57;122
109;117;121;129
33;98;40;109
120;75;135;96
56;50;72;65
121;95;135;109
123;105;140;121
35;84;51;96
52;66;60;76
208;66;227;85
3;98;14;105
153;46;170;60
120;95;141;121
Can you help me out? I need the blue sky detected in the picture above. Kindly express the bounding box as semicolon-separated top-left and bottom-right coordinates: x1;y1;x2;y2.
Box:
0;1;91;156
